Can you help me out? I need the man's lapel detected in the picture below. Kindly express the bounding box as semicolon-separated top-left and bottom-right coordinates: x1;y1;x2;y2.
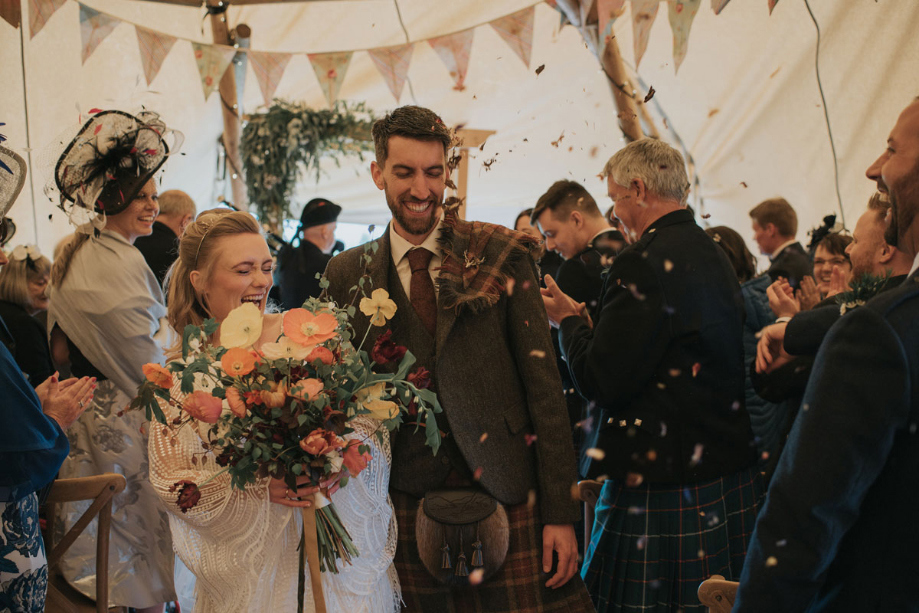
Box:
435;289;457;360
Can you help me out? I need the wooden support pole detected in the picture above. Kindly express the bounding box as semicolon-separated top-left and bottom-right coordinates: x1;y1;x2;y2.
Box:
452;128;496;221
207;2;248;210
599;35;643;142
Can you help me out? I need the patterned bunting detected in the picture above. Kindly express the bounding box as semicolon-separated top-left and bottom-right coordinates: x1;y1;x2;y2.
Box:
249;51;292;107
597;0;626;44
29;0;66;38
631;0;660;68
0;0;22;29
429;29;474;91
711;0;731;15
489;6;535;68
191;42;235;101
308;51;353;108
768;0;779;15
667;0;701;73
368;44;414;102
80;4;120;64
136;26;176;85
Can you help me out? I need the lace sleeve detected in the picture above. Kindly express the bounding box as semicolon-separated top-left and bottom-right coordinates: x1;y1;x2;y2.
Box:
323;416;401;613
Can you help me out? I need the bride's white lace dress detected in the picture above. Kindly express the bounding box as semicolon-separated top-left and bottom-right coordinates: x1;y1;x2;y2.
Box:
148;379;400;612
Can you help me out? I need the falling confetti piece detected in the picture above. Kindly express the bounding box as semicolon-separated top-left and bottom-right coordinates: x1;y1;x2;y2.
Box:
731;400;741;411
589;146;599;158
527;489;537;507
765;556;778;567
625;472;644;487
637;536;648;550
627;283;646;301
692;362;701;377
483;157;497;171
506;277;516;296
690;443;704;466
473;466;484;480
585;447;606;461
668;368;681;377
479;432;489;443
761;451;770;460
521;280;532;291
643;85;656;103
535;64;545;75
663;259;674;272
707;108;720;118
656;382;666;390
701;213;711;219
469;568;485;585
646;449;657;462
776;539;787;547
740;181;748;188
551;131;565;147
769;66;781;78
524;434;538;446
698;549;706;558
529;349;546;358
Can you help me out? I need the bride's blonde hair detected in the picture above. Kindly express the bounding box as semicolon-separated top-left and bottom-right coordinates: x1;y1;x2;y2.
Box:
165;209;262;337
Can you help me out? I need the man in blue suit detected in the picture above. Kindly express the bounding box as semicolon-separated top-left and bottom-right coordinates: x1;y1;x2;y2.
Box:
734;97;919;611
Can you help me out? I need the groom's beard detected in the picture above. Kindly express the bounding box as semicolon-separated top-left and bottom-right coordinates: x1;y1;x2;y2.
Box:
384;182;443;238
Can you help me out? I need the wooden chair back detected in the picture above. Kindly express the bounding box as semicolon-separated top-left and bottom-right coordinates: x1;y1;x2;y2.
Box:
697;574;739;613
577;479;603;552
43;473;127;613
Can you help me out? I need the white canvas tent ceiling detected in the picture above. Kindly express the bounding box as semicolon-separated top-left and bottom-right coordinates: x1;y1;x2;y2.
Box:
2;0;918;262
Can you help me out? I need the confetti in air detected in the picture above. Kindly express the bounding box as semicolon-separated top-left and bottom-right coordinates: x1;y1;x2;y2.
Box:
585;447;606;461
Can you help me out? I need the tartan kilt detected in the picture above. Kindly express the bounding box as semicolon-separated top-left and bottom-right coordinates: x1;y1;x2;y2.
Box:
391;490;596;613
581;466;764;612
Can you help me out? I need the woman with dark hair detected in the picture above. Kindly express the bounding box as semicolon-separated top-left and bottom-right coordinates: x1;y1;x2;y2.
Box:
46;110;180;612
0;245;54;385
812;233;853;298
706;226;789;481
514;207;561;282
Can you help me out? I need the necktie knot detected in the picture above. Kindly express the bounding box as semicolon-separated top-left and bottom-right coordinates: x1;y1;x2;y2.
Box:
407;248;434;274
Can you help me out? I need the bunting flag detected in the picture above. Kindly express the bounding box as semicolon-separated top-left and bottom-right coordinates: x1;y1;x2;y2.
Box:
136;26;176;86
489;6;535;68
711;0;731;15
249;51;292;107
667;0;701;73
80;4;120;64
192;42;235;100
0;0;22;29
29;0;66;38
597;0;626;44
367;44;414;102
631;0;660;68
768;0;779;14
429;29;474;91
308;52;352;108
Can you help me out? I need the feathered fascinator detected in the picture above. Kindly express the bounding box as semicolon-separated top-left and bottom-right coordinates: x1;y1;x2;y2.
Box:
49;110;183;230
0;136;27;245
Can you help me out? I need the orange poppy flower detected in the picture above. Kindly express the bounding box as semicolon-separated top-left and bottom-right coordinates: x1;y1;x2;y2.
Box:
143;363;173;389
225;386;248;418
307;346;335;366
289;378;324;402
221;347;257;377
184;390;223;424
283;309;338;347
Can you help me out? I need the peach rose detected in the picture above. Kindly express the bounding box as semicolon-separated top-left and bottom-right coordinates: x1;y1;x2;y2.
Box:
184;390;223;424
289;378;324;403
307;346;335;366
299;429;344;457
260;382;287;409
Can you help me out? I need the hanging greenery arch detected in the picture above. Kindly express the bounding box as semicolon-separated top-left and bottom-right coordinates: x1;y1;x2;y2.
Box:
241;100;376;231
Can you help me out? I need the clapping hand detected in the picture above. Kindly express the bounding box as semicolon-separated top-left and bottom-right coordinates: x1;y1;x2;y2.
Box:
825;265;849;298
796;276;821;311
767;280;799;318
36;372;96;430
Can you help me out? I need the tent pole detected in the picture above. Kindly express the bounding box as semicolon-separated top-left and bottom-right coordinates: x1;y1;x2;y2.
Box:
207;1;248;211
599;35;642;142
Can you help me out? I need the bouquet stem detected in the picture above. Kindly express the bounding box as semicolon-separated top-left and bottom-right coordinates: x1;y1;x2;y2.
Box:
298;492;360;613
300;504;327;613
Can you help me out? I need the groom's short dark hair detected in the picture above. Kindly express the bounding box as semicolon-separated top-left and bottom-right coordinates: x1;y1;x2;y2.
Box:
372;106;453;166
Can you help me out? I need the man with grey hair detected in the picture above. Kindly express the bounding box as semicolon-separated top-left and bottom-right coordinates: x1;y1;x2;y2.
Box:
134;189;196;285
543;138;761;611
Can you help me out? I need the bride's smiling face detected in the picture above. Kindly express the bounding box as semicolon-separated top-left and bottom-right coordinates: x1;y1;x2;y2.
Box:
192;233;273;322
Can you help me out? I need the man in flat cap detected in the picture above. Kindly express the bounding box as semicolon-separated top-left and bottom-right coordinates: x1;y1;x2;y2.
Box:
275;197;341;310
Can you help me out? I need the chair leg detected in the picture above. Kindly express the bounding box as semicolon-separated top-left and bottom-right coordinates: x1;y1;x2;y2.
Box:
96;496;114;613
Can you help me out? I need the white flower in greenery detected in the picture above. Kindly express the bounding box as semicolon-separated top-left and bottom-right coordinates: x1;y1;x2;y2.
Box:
219;303;263;348
327;453;344;474
261;336;311;361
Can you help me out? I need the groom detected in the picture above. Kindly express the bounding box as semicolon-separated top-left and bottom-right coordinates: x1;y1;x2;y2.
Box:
324;105;593;611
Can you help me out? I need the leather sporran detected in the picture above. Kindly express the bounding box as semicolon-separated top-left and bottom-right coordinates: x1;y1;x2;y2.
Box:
415;488;509;586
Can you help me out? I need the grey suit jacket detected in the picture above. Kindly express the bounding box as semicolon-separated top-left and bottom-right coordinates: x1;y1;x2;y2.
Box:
324;224;580;525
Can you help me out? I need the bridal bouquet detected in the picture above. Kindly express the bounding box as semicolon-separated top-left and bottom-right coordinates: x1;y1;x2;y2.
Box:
132;286;441;575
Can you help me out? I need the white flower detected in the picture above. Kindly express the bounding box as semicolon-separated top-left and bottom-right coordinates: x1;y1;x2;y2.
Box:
261;336;311;361
327;453;344;474
219;303;263;348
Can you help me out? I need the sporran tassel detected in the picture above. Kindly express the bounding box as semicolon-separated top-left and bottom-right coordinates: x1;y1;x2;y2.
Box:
454;529;469;577
441;530;452;569
471;522;484;568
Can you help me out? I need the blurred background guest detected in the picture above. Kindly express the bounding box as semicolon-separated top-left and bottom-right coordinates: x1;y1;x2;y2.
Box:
749;197;813;289
514;206;562;283
0;244;54;386
134;189;196;287
274;197;341;310
46;110;178;613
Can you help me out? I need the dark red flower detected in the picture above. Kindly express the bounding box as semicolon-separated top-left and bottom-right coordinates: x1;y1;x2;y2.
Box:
407;367;432;390
171;480;201;513
371;330;407;365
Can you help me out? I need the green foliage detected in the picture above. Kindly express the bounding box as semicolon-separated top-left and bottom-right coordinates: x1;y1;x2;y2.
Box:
241;100;376;231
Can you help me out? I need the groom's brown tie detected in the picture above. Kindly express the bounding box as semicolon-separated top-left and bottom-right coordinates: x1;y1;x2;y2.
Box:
407;247;437;337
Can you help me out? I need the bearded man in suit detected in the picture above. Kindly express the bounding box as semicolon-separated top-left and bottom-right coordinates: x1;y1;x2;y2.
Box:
323;105;593;612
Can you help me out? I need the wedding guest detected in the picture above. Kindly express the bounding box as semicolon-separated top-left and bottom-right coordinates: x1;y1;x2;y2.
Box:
134;189;196;286
275;197;341;310
325;105;593;612
810;232;852;301
0;245;54;385
543;139;761;611
750;197;813;288
734;95;919;613
47;110;177;612
515;207;561;283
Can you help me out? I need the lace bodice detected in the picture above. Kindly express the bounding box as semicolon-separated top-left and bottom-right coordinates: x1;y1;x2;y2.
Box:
148;379;400;612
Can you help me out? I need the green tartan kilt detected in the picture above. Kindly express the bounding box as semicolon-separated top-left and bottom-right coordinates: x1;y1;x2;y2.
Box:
581;466;765;612
391;489;596;613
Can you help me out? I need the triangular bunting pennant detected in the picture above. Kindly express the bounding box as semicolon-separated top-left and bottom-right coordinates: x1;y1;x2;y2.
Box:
667;0;701;73
367;44;414;102
0;0;22;29
711;0;731;15
768;0;779;15
429;30;474;91
80;4;120;64
631;0;660;68
192;42;235;101
249;51;292;107
29;0;66;38
597;0;626;44
489;6;535;68
308;51;352;108
136;26;176;86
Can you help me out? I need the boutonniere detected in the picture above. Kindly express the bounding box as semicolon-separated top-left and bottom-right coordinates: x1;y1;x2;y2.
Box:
836;271;891;315
463;250;485;270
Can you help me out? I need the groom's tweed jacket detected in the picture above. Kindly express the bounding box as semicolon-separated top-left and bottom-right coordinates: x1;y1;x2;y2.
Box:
324;218;580;525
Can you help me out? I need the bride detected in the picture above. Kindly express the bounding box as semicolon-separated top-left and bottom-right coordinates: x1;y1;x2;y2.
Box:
148;210;400;612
